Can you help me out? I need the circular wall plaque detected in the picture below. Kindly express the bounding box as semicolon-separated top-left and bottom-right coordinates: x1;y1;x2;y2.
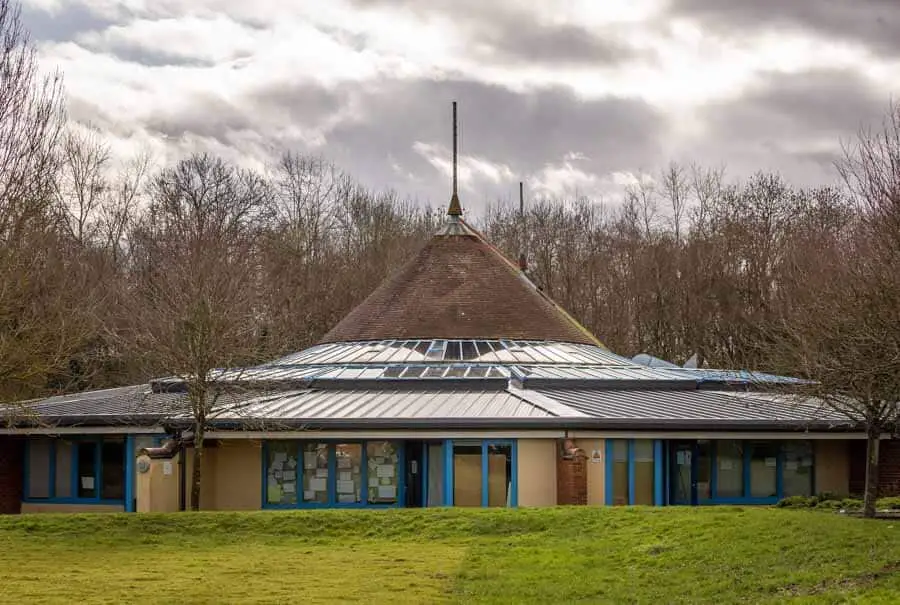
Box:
136;456;151;474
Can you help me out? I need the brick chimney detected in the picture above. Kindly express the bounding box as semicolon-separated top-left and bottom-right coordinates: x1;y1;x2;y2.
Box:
557;438;588;506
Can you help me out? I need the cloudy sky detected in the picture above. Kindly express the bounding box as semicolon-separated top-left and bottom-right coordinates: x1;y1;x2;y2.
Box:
20;0;900;211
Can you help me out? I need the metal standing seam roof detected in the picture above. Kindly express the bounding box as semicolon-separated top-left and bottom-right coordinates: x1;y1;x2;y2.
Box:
532;388;849;424
207;388;557;421
673;368;813;386
7;382;860;431
19;386;182;418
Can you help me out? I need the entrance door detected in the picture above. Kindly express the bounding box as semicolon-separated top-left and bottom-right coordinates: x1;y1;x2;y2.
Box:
405;442;424;507
669;440;713;505
671;441;696;505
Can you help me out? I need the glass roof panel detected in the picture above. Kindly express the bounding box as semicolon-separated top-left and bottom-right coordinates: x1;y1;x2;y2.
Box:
425;340;446;361
382;366;405;378
445;341;462;361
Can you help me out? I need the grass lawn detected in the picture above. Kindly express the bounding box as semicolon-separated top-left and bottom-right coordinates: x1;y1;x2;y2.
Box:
1;507;899;604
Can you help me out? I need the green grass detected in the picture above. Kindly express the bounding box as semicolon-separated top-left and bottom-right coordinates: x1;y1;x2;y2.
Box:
1;507;899;604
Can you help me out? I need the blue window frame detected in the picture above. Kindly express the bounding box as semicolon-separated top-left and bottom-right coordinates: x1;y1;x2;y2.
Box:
665;439;817;506
261;440;406;509
443;439;518;507
604;439;665;506
23;436;130;506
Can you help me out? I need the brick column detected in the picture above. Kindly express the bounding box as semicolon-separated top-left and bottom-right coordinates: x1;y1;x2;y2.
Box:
878;440;900;497
0;436;24;514
848;438;900;498
557;439;588;506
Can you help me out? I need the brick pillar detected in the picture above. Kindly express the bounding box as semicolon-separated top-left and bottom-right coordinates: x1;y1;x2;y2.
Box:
0;436;24;514
557;439;588;506
878;440;900;497
849;438;900;498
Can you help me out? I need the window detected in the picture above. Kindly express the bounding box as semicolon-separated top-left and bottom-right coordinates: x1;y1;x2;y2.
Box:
25;437;126;503
487;443;512;507
26;438;51;499
335;443;362;504
696;440;712;500
263;440;403;508
633;440;654;505
55;441;73;498
301;443;328;504
449;440;516;508
453;442;483;507
77;442;97;498
367;441;398;505
101;441;125;500
782;441;814;497
608;439;660;505
611;440;628;505
427;443;444;507
266;441;299;505
750;442;778;498
716;440;744;498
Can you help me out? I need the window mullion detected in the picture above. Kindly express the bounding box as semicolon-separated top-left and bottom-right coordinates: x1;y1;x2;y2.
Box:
49;440;57;499
295;442;302;509
95;439;102;501
481;441;489;508
627;439;635;505
361;441;369;507
327;444;336;506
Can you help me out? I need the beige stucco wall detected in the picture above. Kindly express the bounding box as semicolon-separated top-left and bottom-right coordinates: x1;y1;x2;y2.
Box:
136;455;181;513
516;439;557;507
183;446;218;510
576;439;606;506
21;502;124;513
209;440;263;510
815;440;850;496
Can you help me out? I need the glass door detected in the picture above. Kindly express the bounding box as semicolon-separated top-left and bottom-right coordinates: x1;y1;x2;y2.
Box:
670;441;695;505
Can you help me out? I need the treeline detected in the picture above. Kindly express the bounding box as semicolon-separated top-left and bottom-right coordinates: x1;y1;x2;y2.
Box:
10;132;862;400
486;166;853;370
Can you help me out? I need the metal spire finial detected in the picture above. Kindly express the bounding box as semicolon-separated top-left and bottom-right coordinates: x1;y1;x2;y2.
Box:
448;101;462;217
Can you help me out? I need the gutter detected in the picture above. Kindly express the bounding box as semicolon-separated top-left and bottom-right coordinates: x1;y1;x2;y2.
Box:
178;416;860;432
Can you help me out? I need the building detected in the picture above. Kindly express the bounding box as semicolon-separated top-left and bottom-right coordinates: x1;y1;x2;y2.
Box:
1;162;897;515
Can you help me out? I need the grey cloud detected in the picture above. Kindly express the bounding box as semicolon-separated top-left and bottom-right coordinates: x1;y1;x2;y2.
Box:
472;16;633;66
666;0;900;57
98;44;217;68
673;69;888;187
144;93;261;145
248;78;666;208
704;69;886;146
21;4;116;43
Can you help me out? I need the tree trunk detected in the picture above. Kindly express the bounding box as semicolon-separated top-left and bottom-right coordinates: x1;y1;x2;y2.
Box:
863;423;881;518
190;420;204;511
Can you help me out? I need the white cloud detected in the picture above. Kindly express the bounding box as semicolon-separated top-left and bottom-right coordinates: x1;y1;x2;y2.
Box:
412;141;514;191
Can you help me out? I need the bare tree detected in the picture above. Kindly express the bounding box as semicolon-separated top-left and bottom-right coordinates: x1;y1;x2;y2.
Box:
54;126;109;245
769;240;900;517
661;162;688;244
123;153;273;510
766;103;900;517
0;1;106;404
0;0;64;226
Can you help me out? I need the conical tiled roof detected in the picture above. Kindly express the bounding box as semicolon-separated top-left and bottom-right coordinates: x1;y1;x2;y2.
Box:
320;217;601;345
